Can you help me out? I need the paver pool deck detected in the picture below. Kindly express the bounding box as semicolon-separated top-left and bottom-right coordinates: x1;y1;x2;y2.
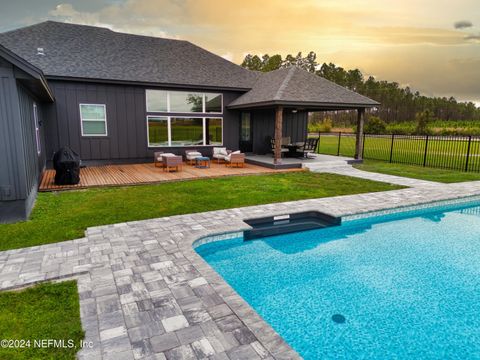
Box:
2;171;480;359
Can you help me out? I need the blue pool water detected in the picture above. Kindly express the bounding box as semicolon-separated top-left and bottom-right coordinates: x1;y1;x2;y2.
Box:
196;202;480;359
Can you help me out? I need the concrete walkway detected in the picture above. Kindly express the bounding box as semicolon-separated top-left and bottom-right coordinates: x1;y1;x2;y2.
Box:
2;179;480;359
304;157;439;188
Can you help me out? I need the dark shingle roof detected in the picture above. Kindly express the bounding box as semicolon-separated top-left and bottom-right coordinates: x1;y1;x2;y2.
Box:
0;21;259;90
228;66;379;109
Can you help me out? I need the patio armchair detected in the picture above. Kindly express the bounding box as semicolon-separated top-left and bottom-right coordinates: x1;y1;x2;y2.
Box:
281;136;291;147
270;139;289;157
154;151;176;167
212;147;232;163
297;138;319;158
162;154;183;172
185;150;203;165
225;151;245;168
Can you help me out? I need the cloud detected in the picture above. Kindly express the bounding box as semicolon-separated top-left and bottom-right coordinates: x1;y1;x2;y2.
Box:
220;52;234;61
454;20;473;29
48;2;173;38
464;33;480;41
22;0;480;103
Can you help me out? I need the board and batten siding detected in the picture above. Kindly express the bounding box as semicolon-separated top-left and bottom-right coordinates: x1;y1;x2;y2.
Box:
251;109;308;154
44;80;244;163
0;63;45;222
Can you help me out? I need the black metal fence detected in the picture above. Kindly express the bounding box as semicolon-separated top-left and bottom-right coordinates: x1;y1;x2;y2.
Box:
315;132;480;172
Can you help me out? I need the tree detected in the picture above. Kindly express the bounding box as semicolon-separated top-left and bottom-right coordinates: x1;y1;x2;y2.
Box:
240;52;480;124
241;54;263;71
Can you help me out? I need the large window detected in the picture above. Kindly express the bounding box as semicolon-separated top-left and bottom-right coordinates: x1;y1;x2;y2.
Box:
170;92;203;113
147;117;168;146
171;118;203;146
80;104;107;136
206;118;222;145
147;116;222;147
146;90;222;114
146;90;167;112
205;93;222;113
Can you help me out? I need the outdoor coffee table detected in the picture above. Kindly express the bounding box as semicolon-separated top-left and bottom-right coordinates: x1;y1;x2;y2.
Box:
195;156;210;168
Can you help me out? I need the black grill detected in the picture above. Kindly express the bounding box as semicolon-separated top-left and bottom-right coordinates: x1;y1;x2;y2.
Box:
53;147;81;185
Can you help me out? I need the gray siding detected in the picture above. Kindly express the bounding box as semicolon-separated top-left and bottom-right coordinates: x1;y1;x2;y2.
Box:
251;109;308;154
44;81;244;163
0;63;45;222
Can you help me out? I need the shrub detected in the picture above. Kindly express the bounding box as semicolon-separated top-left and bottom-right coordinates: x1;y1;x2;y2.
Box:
320;118;333;132
386;122;415;135
308;118;332;133
364;116;387;134
415;110;433;135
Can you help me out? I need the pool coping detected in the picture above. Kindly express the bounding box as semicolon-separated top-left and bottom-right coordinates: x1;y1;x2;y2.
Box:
2;181;480;359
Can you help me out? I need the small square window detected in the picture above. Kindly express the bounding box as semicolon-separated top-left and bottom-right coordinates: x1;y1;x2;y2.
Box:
80;104;107;136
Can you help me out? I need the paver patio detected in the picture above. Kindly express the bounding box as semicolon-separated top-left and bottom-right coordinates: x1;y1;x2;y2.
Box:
2;174;480;359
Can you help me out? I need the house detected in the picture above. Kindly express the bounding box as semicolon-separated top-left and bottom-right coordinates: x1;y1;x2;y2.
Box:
0;21;378;222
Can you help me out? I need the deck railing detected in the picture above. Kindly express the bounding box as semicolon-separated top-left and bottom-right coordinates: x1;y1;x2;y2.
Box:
313;132;480;172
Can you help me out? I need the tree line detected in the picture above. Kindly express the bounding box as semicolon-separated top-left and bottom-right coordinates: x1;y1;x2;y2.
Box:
240;52;480;125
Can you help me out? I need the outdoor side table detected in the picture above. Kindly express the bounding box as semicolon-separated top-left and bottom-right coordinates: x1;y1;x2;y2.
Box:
195;156;210;168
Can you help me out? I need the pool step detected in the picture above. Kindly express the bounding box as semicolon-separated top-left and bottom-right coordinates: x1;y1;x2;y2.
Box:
243;211;341;240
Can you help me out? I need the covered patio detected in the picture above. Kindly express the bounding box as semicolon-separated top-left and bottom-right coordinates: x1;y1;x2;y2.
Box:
228;67;379;167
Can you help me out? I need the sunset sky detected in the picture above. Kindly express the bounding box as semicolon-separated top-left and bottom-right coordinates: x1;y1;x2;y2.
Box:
1;0;479;105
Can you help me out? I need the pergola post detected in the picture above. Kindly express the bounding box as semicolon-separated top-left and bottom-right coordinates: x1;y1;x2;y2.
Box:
355;108;365;160
274;106;283;165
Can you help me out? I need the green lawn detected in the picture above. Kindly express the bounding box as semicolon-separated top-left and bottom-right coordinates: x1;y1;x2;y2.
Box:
354;159;480;183
316;133;480;172
0;281;84;360
0;172;402;251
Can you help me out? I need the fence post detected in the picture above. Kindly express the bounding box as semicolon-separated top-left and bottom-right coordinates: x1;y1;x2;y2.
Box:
317;131;321;154
362;133;366;159
337;131;342;156
423;135;429;167
465;136;472;172
389;134;394;163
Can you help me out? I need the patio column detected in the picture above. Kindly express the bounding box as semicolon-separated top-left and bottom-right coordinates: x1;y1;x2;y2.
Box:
354;108;365;160
274;106;283;165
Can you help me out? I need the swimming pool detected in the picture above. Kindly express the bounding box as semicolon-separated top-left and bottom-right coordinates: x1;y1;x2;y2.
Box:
195;201;480;359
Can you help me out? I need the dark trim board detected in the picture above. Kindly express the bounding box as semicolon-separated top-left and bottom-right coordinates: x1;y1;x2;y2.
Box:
45;75;252;92
245;157;303;169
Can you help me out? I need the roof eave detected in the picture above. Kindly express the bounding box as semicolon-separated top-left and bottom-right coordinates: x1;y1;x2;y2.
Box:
44;75;254;92
227;99;380;110
0;44;54;102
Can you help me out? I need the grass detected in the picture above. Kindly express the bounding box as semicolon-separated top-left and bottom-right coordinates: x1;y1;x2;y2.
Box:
0;172;402;251
316;133;480;171
0;281;84;360
354;159;480;183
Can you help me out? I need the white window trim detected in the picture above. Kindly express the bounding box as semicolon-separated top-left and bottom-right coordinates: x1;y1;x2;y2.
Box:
33;103;41;155
79;103;108;137
145;89;223;114
146;115;223;148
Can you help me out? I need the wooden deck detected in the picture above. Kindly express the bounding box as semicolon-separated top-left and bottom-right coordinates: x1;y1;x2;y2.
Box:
39;162;302;191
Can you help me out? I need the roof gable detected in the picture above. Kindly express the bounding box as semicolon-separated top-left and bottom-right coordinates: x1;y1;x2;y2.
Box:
0;21;259;90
